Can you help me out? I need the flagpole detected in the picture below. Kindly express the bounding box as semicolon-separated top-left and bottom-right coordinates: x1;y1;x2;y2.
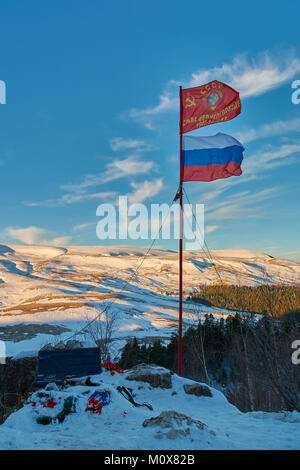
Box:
178;85;183;377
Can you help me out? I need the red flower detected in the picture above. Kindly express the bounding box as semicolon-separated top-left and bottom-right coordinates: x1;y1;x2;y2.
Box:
85;406;94;412
88;397;100;405
42;401;57;409
48;401;57;408
103;360;124;374
110;371;115;376
85;401;102;414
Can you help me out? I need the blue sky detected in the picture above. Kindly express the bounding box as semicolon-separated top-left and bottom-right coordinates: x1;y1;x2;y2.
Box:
1;0;300;260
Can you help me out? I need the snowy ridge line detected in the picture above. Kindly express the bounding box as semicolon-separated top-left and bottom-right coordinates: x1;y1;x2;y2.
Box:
0;243;299;357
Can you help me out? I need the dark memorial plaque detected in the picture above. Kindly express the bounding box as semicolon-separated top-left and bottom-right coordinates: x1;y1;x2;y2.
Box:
35;347;102;386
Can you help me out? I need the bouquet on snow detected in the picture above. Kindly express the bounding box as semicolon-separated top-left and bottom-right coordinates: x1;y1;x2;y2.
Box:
103;361;124;376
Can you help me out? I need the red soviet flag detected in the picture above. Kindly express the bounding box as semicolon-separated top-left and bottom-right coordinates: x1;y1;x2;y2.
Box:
181;80;241;134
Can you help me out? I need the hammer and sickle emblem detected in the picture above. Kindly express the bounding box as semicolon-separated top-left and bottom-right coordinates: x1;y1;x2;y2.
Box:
185;95;196;108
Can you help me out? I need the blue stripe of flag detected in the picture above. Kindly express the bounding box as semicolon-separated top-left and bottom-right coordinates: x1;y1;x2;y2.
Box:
182;145;244;167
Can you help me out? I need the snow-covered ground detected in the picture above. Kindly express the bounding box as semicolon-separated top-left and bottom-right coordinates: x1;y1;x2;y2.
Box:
0;367;299;450
0;243;299;358
1;244;300;450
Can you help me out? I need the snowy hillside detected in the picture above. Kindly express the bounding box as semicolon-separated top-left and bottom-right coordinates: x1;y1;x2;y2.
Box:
0;243;299;358
0;365;299;450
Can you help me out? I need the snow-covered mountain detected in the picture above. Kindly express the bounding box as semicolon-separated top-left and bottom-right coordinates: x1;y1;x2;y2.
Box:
0;243;299;358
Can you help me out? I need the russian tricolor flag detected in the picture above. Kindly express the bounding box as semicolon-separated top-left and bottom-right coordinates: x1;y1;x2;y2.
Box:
182;132;244;182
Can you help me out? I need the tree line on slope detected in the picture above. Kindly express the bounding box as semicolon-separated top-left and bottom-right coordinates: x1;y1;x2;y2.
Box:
188;284;300;318
119;313;300;413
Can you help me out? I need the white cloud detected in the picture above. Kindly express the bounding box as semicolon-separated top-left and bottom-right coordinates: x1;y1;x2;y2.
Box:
206;204;254;220
189;51;300;98
102;155;155;183
110;137;152;152
182;138;300;227
127;49;300;124
186;139;300;210
60;175;104;193
205;225;220;233
244;142;300;175
128;92;178;120
61;155;156;194
24;154;157;208
73;222;95;233
49;236;72;246
23;191;116;207
127;178;164;204
3;226;72;246
205;188;277;221
236;118;300;144
60;191;116;204
181;139;300;226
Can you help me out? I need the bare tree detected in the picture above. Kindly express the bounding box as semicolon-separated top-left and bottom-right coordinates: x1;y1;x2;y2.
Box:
184;304;213;385
83;307;118;362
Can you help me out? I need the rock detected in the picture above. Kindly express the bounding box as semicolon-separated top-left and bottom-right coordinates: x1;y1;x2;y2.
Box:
143;410;205;430
142;410;206;440
183;383;212;397
41;340;83;351
45;382;59;391
65;340;84;350
126;363;172;389
165;428;190;439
